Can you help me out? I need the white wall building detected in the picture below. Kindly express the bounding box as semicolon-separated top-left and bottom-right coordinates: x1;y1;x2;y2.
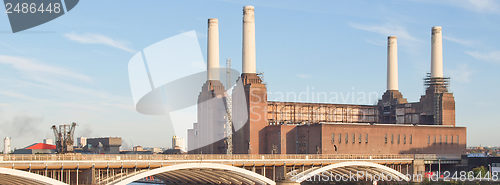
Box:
3;137;11;154
43;138;54;145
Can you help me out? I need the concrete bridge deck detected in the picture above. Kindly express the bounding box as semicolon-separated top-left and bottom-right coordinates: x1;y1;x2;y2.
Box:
0;154;461;185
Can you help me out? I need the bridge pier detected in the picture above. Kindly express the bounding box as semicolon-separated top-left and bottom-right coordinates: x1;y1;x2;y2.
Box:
412;159;425;175
79;167;95;185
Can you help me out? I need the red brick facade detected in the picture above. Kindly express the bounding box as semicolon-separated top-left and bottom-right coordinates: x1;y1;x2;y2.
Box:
264;124;466;154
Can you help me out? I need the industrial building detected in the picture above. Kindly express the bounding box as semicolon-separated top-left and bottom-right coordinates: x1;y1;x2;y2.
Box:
188;6;466;155
12;143;56;154
77;137;87;148
83;137;122;154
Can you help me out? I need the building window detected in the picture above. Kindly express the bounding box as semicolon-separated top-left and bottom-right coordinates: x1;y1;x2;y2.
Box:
385;134;388;144
365;133;368;144
331;133;335;144
445;135;448;144
434;136;437;144
345;133;348;144
451;135;454;144
339;133;342;144
439;135;442;144
397;134;400;144
403;135;406;144
358;134;362;144
427;135;430;145
352;134;356;144
456;135;459;144
391;134;394;144
410;135;412;144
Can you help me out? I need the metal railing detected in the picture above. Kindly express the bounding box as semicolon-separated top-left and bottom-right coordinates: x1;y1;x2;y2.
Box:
0;154;460;162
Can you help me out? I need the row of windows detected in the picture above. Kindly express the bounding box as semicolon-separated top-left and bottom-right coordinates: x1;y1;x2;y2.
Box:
331;133;368;144
384;134;413;144
328;133;460;145
427;135;459;145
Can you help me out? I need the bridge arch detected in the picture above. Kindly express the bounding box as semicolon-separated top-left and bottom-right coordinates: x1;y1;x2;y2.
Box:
0;167;68;185
293;161;410;183
110;163;276;185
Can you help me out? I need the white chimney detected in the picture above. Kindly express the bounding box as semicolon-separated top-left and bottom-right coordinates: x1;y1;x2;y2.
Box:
3;137;11;154
431;26;443;78
207;18;220;80
242;5;256;74
387;36;399;91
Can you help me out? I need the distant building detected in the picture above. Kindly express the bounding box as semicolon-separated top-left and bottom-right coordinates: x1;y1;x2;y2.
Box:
3;137;11;154
120;146;152;154
133;145;144;151
164;136;187;154
13;143;56;154
149;147;163;154
172;136;185;151
43;138;53;145
84;137;121;154
77;137;87;148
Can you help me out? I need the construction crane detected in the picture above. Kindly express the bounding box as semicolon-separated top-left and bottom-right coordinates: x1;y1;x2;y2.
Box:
51;122;77;154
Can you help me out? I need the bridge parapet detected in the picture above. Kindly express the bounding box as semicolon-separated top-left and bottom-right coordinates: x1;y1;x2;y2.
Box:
0;154;462;184
0;153;440;161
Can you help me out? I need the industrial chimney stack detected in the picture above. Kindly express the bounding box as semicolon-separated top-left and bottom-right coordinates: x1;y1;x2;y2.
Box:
207;18;220;81
242;5;256;74
431;26;443;78
387;36;399;91
378;35;407;124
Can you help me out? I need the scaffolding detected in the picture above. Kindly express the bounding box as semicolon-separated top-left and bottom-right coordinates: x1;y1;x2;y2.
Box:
267;102;379;125
423;73;451;125
424;73;450;93
224;58;233;154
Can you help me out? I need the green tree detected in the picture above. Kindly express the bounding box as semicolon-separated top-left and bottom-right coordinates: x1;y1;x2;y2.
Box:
472;166;488;178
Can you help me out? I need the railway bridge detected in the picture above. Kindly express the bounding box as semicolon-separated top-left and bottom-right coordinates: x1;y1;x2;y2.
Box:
0;154;461;185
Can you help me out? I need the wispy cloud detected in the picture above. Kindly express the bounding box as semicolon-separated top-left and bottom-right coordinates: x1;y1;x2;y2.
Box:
64;33;135;53
0;55;92;82
448;0;500;13
365;39;385;47
296;73;311;79
448;64;474;83
349;22;420;42
412;0;500;14
0;55;131;112
444;35;477;47
465;50;500;64
0;91;42;102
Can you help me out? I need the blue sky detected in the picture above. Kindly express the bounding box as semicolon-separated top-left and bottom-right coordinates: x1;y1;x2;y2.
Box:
0;0;499;149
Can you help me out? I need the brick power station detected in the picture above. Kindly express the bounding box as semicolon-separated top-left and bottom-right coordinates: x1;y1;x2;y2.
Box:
188;6;466;155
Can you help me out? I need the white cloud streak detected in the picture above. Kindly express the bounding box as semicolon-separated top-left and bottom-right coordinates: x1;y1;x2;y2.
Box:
465;50;500;64
412;0;500;14
296;73;311;79
448;64;473;83
0;55;92;82
64;33;135;53
349;22;420;42
444;35;477;47
446;0;500;13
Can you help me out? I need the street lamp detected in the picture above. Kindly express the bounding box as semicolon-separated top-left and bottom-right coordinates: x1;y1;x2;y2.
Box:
488;164;492;179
